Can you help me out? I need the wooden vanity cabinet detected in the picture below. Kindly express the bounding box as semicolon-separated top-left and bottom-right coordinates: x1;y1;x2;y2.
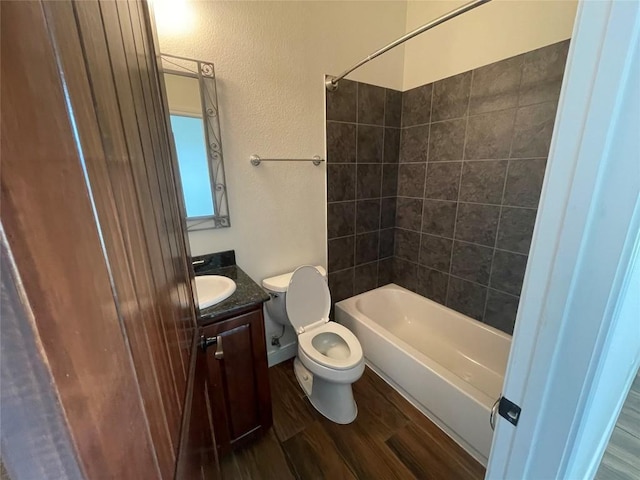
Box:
201;307;272;455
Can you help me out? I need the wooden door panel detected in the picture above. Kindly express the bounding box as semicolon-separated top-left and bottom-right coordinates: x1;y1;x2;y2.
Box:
127;0;194;372
2;0;204;478
1;1;161;477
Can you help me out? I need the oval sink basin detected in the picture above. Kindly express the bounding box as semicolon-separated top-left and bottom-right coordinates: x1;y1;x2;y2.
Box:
195;275;236;309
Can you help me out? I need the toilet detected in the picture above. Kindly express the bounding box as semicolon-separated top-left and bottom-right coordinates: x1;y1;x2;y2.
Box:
262;265;364;424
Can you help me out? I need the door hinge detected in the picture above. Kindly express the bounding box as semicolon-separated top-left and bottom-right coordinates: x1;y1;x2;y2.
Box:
498;396;522;426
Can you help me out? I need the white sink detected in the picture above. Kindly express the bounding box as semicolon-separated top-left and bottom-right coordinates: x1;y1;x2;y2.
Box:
194;275;236;309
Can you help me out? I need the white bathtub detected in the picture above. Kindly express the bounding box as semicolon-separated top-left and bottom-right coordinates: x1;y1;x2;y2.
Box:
335;283;511;465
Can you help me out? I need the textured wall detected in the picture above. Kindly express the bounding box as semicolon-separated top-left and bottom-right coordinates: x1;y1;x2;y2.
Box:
155;1;407;361
403;0;577;90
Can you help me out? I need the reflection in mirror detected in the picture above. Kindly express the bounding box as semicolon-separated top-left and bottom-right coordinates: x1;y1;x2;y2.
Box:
161;54;230;230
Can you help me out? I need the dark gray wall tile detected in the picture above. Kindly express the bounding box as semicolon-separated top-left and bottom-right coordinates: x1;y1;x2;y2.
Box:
327;201;355;239
358;83;385;125
396;197;423;231
328;236;354;271
356;199;380;233
490;250;528;296
400;125;429;163
424;162;461;201
357;125;383;163
422;199;457;238
382;164;399;197
520;40;570;106
417;267;448;304
451;241;493;284
469;55;523;114
402;83;432;127
383;128;400;163
432;71;472;122
446;277;487;321
326;79;356;122
497;207;537;254
326;46;567;330
356;164;382;199
484;290;519;334
419;235;452;271
503;158;547;208
327;164;356;202
379;228;395;258
459;160;508;204
327;122;356;163
385;89;402;127
511;102;557;158
455;202;500;247
392;257;418;292
428;118;466;162
354;262;378;295
380;197;397;229
465;109;516;160
378;258;393;286
398;163;426;197
356;231;379;265
394;229;420;263
328;268;354;303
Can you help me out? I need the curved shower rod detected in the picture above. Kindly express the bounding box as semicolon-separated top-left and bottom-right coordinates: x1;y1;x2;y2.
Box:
325;0;492;91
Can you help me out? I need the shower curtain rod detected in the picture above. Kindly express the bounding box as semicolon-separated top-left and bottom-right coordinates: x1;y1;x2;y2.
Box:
325;0;492;91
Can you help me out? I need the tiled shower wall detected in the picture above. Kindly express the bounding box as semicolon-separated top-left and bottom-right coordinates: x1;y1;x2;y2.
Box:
326;80;402;304
326;40;570;334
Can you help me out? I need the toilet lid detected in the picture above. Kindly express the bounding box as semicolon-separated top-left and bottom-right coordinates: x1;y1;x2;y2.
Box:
285;265;331;331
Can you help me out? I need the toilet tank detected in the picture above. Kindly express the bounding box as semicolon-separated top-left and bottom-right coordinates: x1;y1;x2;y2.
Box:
262;266;327;327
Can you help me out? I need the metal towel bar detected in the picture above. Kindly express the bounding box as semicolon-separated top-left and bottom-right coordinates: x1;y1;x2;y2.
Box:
250;154;324;167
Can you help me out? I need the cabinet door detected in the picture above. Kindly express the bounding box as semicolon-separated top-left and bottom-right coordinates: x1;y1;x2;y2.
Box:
203;309;272;454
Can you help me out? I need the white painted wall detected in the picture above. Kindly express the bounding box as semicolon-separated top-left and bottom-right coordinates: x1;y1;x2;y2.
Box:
403;0;578;90
156;0;406;275
155;0;407;360
164;73;201;116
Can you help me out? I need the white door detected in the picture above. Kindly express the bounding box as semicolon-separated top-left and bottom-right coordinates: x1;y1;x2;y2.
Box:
486;1;640;478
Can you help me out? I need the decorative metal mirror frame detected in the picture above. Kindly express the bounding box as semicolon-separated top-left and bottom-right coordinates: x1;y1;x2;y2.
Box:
161;53;230;230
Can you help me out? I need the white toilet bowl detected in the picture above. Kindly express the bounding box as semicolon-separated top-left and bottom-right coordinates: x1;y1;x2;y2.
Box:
262;265;364;424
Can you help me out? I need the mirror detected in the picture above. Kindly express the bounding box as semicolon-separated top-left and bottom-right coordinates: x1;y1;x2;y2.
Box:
161;54;230;230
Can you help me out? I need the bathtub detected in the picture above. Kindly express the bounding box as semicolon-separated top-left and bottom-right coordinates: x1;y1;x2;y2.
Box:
335;283;511;465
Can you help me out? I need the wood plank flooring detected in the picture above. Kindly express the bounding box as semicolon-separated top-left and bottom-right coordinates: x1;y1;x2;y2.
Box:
220;360;485;480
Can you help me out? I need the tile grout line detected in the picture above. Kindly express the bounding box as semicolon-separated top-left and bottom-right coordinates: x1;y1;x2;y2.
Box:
390;257;520;300
416;83;434;288
482;57;526;322
375;87;388;289
353;82;359;297
446;70;474;309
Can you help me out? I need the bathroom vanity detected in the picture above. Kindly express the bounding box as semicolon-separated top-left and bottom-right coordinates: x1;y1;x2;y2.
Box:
193;252;272;456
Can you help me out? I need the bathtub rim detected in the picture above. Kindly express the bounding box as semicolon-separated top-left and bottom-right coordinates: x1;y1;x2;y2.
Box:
335;283;511;409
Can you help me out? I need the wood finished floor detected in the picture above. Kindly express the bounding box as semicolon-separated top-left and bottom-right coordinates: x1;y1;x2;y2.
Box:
220;360;485;480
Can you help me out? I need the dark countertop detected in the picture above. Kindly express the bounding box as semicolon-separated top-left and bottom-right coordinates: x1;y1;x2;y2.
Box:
197;264;270;325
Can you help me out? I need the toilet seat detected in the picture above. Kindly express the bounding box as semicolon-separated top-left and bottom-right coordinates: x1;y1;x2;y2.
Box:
298;322;363;370
286;266;363;371
285;265;331;333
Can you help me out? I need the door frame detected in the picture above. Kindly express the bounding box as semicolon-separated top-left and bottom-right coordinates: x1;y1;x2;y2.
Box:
486;0;640;478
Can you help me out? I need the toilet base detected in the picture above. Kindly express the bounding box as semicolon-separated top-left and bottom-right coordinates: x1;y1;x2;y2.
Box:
294;358;358;424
